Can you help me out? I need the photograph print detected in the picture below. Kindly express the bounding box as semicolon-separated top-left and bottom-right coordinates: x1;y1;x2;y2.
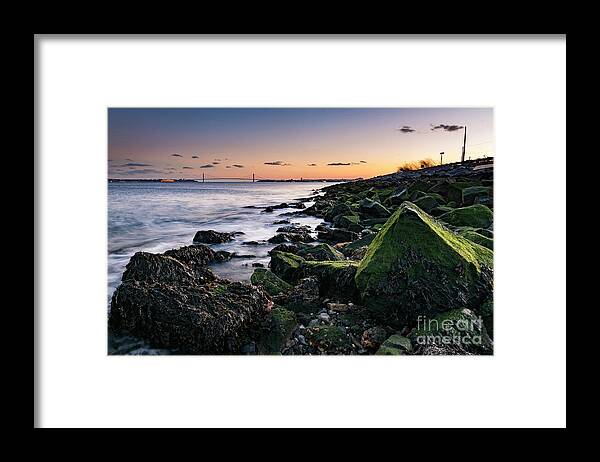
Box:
108;108;494;356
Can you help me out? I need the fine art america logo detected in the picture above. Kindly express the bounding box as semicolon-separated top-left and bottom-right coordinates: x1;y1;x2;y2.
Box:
415;312;485;346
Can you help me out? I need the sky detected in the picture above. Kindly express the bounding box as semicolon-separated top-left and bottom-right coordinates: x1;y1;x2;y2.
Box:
108;108;493;179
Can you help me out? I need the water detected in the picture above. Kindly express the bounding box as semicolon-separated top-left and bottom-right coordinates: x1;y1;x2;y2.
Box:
108;181;334;354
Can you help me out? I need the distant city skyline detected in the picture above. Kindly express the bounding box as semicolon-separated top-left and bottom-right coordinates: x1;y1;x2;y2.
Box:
108;108;493;179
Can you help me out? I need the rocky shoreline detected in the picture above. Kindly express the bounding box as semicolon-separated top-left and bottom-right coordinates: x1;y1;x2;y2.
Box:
109;158;494;355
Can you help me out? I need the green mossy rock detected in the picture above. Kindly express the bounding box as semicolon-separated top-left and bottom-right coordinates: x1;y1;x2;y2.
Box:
270;251;306;283
439;204;493;229
458;229;493;250
375;334;412;355
355;202;493;325
257;307;297;354
409;308;493;355
250;268;292;296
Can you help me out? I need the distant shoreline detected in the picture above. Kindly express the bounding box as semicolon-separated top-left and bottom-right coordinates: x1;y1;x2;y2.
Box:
108;178;358;183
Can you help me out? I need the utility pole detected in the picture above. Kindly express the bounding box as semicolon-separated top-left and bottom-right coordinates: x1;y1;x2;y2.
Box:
461;126;467;163
202;173;205;183
440;152;444;165
252;173;255;183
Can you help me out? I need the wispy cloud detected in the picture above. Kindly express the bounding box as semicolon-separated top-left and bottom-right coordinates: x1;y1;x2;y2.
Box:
327;162;351;166
307;163;318;166
232;164;244;168
123;162;152;167
124;168;164;175
214;158;221;161
192;155;199;159
182;166;193;169
212;161;220;165
397;125;416;133
264;160;291;166
360;160;367;163
171;154;183;157
199;164;214;168
431;124;463;132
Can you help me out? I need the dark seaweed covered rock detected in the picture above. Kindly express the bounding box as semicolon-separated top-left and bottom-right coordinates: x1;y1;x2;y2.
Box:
109;280;271;354
193;230;238;244
123;246;217;285
355;202;493;325
164;244;218;268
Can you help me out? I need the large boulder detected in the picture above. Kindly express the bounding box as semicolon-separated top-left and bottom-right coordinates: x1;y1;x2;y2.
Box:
109;280;271;354
439;204;493;229
355;202;493;325
251;268;292;296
